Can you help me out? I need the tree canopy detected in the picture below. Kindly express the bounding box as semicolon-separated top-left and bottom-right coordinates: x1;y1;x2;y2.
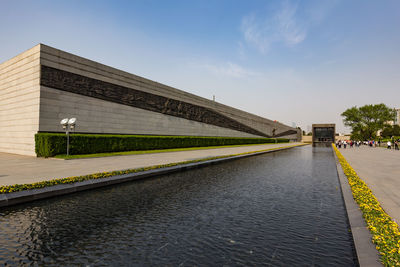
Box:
341;104;396;140
381;125;400;138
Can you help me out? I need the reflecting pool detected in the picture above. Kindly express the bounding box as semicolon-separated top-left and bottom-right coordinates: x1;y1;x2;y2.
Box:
0;146;358;266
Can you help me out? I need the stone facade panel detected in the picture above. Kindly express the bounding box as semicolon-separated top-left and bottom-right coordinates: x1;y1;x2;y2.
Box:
0;44;299;156
39;87;259;138
0;46;40;156
39;44;298;139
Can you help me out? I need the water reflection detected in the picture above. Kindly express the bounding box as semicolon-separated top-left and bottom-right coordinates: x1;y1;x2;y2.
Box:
0;146;357;266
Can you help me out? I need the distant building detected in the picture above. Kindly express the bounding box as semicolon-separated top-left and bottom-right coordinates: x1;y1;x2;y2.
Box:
335;135;351;141
383;108;400;126
377;108;400;136
395;108;400;125
312;124;335;147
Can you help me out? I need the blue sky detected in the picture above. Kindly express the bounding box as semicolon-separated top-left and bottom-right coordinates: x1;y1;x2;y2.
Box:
1;0;400;133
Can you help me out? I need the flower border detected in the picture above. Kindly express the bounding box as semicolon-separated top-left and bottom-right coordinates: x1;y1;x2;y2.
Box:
333;144;400;266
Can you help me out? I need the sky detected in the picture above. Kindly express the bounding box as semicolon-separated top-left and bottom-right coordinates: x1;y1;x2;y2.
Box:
1;0;399;133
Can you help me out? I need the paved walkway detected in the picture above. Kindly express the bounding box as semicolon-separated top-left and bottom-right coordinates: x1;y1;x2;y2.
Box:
0;143;303;186
340;146;400;224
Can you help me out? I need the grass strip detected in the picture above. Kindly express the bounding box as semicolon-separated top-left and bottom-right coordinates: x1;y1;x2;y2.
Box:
333;144;400;266
0;144;306;194
54;143;286;160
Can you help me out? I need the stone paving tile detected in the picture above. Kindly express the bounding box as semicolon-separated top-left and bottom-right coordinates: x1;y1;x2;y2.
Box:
334;151;381;266
0;142;303;186
340;146;400;224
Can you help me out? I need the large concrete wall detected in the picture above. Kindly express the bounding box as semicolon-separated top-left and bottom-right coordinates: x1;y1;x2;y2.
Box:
0;46;40;156
38;44;299;139
0;44;299;156
39;86;259;138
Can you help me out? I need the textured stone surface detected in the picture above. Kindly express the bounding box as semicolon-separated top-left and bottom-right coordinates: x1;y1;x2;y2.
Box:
40;65;269;138
0;45;40;156
340;146;400;225
1;44;300;156
39;86;260;138
273;129;298;138
38;44;299;139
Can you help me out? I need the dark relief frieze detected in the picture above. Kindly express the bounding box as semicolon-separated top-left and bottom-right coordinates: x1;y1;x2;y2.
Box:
40;65;271;137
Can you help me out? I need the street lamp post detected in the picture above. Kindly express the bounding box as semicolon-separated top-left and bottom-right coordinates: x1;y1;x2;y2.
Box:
273;120;277;143
60;118;77;156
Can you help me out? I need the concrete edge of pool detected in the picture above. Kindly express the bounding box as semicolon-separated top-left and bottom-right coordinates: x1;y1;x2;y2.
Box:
0;145;307;208
333;151;382;267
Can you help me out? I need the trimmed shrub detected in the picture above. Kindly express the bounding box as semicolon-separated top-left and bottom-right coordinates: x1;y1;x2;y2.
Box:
35;133;289;157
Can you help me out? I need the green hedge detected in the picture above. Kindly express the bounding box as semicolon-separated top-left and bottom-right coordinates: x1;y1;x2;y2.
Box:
35;133;289;157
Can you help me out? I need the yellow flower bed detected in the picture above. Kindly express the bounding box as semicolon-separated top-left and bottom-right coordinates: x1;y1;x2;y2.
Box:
333;144;400;266
0;144;305;194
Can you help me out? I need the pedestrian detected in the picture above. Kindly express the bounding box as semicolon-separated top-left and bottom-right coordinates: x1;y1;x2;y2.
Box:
395;140;399;150
343;141;347;149
387;141;392;149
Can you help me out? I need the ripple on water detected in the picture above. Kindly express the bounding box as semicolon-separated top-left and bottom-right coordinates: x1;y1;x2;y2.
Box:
0;146;358;266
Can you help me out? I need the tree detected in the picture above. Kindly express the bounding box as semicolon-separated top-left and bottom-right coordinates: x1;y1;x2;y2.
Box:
341;104;395;140
394;125;400;136
381;125;400;137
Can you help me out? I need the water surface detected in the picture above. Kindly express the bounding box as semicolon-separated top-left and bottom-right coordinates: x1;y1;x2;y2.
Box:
0;146;358;266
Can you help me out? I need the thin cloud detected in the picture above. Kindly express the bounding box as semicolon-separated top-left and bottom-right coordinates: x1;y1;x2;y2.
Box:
305;0;340;23
240;1;307;54
277;1;306;46
203;61;260;78
241;14;272;54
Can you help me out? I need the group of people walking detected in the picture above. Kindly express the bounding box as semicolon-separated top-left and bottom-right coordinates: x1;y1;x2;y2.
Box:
335;139;400;150
386;139;400;150
335;140;362;148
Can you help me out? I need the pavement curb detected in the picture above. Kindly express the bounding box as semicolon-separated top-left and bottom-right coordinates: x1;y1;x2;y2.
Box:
333;150;382;267
0;145;304;208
